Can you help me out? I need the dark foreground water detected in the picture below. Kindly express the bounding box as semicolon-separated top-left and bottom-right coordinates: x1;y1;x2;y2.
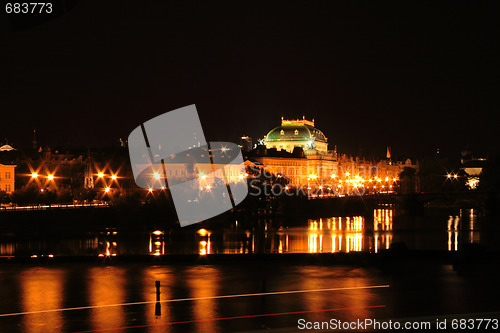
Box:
0;262;500;333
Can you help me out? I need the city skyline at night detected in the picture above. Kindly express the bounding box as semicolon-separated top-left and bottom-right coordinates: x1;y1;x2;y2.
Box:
1;2;500;332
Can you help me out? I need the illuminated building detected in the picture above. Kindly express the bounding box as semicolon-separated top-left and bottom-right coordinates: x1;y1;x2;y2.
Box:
264;117;331;155
249;117;417;192
0;163;16;193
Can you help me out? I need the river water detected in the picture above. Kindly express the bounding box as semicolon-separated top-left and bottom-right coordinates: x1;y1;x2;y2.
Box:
0;207;498;258
1;207;500;332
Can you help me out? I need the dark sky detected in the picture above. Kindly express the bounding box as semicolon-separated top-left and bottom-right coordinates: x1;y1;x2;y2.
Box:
1;0;499;159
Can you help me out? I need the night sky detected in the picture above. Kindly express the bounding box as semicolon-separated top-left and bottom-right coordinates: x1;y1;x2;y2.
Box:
1;1;499;159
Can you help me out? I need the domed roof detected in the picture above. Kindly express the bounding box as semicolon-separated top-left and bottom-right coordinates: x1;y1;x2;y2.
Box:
0;144;15;151
265;121;327;143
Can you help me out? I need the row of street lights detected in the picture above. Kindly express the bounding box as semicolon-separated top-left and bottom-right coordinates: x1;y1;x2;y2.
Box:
31;172;54;180
28;170;120;196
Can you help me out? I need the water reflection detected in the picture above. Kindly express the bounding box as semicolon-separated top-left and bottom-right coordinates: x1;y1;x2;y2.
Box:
149;230;165;256
447;215;459;252
20;268;65;333
469;208;480;244
304;214;392;254
186;266;220;332
142;266;173;323
0;208;493;256
197;229;212;255
88;267;126;331
445;209;484;252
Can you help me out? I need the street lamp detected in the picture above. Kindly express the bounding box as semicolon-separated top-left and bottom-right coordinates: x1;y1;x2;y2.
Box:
47;174;54;180
111;175;117;180
31;173;38;178
98;172;104;178
153;172;161;180
105;187;110;193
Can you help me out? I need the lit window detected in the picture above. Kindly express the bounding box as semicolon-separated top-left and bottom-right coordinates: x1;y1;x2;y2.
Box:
280;130;284;135
294;129;299;135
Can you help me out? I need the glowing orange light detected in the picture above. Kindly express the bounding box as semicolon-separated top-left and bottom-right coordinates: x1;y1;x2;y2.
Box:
197;229;208;237
152;230;163;235
206;185;211;190
153;172;161;180
454;174;458;179
447;174;451;178
105;187;110;193
148;188;153;192
111;175;117;180
98;172;104;178
199;172;207;179
47;174;54;180
31;173;38;178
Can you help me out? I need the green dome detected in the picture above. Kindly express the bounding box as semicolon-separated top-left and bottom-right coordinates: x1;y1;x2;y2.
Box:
265;124;327;143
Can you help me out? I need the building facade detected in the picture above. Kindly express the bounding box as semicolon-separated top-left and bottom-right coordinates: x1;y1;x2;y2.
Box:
251;118;417;194
0;164;16;193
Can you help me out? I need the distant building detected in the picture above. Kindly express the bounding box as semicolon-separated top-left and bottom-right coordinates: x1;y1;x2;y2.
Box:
0;164;16;193
239;136;253;152
460;146;487;189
